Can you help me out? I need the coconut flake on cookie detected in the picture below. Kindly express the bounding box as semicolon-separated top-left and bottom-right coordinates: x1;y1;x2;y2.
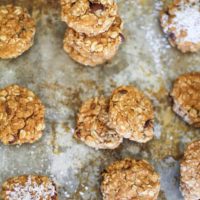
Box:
172;1;200;43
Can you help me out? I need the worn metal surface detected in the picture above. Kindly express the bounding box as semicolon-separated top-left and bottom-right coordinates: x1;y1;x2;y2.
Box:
0;0;199;199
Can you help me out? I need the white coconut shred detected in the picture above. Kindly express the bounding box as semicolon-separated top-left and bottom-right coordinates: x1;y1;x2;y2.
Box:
171;2;200;43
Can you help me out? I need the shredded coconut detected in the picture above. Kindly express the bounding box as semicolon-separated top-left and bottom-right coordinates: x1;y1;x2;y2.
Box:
170;2;200;43
6;176;56;200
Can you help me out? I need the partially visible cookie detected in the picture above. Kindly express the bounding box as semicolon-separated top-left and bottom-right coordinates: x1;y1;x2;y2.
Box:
160;0;200;53
63;16;123;67
109;86;154;143
170;72;200;128
181;140;200;200
64;45;107;66
0;85;45;145
75;96;123;149
101;158;160;200
0;5;36;59
61;0;118;36
0;175;58;200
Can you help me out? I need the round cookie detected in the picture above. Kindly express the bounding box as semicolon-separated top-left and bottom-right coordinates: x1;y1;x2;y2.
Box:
109;85;154;143
0;175;58;200
160;0;200;53
101;158;160;200
181;140;200;200
0;5;36;59
63;16;123;67
75;96;123;149
170;72;200;128
61;0;118;36
0;84;45;145
64;45;107;66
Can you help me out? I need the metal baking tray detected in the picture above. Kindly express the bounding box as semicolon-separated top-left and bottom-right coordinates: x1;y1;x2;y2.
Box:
0;0;199;199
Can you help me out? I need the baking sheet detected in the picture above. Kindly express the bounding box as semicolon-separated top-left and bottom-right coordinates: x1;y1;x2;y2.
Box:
0;0;200;199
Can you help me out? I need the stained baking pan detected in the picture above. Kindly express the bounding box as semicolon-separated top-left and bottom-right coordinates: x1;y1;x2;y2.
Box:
0;0;199;199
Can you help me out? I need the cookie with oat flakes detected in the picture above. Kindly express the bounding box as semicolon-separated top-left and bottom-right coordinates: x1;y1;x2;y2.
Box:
75;96;123;149
180;140;200;200
64;44;107;66
61;0;118;36
0;175;58;200
101;158;160;200
109;85;154;143
63;16;123;67
0;84;45;145
170;72;200;128
160;0;200;53
0;5;36;59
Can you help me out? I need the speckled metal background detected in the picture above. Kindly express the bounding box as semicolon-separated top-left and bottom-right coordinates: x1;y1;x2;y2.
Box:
0;0;199;199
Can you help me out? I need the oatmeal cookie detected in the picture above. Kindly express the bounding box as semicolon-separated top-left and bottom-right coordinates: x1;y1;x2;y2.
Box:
75;96;123;149
0;175;58;200
170;72;200;128
101;158;160;200
109;86;154;143
61;0;118;36
181;140;200;200
64;45;107;66
63;16;123;67
0;84;45;145
160;0;200;53
0;5;36;59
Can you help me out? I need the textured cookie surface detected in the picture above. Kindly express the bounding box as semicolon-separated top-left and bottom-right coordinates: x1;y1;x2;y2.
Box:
170;72;200;128
63;45;106;66
63;16;123;66
75;96;123;149
0;85;45;145
181;140;200;200
101;158;160;200
0;175;57;200
61;0;118;36
0;5;36;59
109;85;154;143
160;0;200;53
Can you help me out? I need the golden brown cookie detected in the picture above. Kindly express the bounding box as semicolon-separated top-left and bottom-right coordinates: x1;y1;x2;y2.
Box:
160;0;200;53
0;85;45;145
0;5;36;59
170;72;200;128
75;96;123;149
63;16;123;67
109;86;154;143
101;158;160;200
64;45;107;66
61;0;118;36
181;140;200;200
0;175;58;200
